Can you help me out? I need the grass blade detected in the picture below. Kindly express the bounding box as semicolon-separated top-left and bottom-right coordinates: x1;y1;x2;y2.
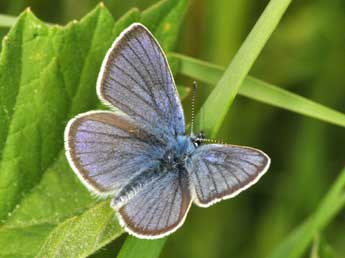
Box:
196;0;292;136
173;53;345;128
266;168;345;258
0;14;17;28
116;237;167;258
240;77;345;128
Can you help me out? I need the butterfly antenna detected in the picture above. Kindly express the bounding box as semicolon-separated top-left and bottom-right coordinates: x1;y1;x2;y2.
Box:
191;81;198;136
197;138;227;145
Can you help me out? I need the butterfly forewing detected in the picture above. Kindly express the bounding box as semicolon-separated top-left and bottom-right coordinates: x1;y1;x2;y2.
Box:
65;111;165;195
116;169;191;239
97;23;185;141
186;144;270;207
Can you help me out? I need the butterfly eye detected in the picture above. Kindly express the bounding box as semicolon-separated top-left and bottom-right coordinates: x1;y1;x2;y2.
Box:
197;131;205;140
192;139;200;147
191;131;206;147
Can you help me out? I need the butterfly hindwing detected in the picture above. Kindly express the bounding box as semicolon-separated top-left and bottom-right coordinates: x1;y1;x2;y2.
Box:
97;23;185;140
65;111;165;195
116;169;191;239
186;144;270;207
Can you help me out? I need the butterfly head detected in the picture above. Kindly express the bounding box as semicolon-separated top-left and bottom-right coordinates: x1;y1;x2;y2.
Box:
191;131;205;147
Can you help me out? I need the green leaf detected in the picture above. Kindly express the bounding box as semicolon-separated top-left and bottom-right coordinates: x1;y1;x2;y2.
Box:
195;0;292;137
116;237;167;258
0;5;114;223
0;0;189;257
112;7;140;38
266;167;345;258
172;53;345;128
35;201;122;258
140;0;188;51
0;5;116;257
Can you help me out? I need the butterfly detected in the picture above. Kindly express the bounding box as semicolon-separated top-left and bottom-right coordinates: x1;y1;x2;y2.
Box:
64;23;270;239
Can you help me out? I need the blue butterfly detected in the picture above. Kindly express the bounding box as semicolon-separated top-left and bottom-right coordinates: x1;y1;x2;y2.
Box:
64;23;270;239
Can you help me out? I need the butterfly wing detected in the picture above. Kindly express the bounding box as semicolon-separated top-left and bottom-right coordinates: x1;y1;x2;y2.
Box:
116;169;191;239
186;144;270;207
97;23;185;140
64;111;165;196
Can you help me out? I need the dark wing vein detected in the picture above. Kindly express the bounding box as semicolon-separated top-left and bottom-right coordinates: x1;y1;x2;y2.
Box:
133;35;175;121
203;160;220;195
166;183;178;228
118;52;163;116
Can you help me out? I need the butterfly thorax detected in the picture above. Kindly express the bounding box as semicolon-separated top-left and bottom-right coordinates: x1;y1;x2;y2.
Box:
160;135;196;171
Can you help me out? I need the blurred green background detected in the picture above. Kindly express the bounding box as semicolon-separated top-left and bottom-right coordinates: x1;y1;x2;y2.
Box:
1;0;344;257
